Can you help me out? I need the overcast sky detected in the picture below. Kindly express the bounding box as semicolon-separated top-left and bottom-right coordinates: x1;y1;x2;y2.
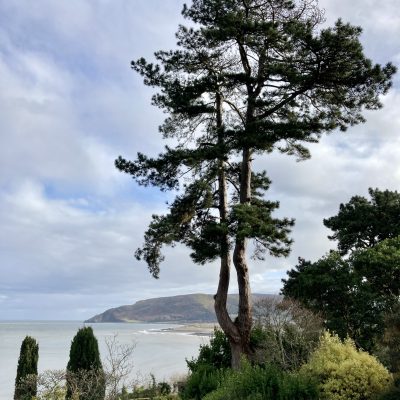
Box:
0;0;399;320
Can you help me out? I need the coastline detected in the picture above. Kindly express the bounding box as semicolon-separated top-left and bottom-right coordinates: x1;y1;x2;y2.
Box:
0;321;208;400
161;322;218;336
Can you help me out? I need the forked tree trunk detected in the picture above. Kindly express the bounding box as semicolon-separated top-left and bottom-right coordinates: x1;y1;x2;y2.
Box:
213;91;254;369
213;91;242;368
231;145;253;367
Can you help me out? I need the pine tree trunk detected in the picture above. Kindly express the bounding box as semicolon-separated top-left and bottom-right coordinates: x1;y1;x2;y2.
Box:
232;146;254;367
213;91;254;369
230;340;243;370
213;91;242;367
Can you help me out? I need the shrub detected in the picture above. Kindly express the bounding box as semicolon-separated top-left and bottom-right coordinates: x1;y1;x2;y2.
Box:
128;373;179;399
14;336;39;400
375;303;400;374
180;364;223;400
252;297;323;370
301;332;393;400
378;386;400;400
203;360;318;400
157;381;171;395
66;326;105;400
186;328;231;373
182;323;320;399
181;328;230;399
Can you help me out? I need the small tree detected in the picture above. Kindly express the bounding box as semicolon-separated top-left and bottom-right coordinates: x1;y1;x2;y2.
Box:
66;327;105;400
252;297;323;370
35;370;66;400
103;334;135;400
14;336;39;400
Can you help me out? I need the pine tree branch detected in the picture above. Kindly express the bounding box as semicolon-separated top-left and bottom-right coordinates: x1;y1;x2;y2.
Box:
223;99;246;124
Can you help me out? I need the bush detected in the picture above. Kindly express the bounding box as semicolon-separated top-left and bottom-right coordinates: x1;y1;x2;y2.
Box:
182;323;320;399
186;328;231;373
378;386;400;400
157;381;171;395
180;364;223;400
252;297;323;370
203;360;318;400
181;328;230;399
14;336;39;400
301;332;393;400
129;373;178;399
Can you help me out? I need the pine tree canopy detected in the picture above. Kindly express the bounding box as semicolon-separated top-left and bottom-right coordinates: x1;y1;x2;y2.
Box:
116;0;395;366
117;0;395;278
324;188;400;255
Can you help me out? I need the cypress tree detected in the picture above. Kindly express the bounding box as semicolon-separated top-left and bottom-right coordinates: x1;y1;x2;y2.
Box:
66;326;105;400
14;336;39;400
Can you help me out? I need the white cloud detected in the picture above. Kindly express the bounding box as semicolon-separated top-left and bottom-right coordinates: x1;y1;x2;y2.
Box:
0;0;399;319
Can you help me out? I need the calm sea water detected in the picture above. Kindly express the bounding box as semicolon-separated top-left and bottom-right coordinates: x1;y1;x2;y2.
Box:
0;321;208;399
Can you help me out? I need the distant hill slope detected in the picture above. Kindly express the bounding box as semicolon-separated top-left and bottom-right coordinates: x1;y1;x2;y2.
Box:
85;293;276;323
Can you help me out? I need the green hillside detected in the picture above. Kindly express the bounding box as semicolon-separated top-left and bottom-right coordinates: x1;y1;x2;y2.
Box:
85;293;275;323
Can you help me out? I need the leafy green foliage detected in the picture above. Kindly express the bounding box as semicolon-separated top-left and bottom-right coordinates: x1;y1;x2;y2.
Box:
282;237;400;350
183;320;322;398
203;360;319;400
180;365;223;400
282;253;372;348
14;336;39;400
375;303;400;376
129;374;176;399
384;308;400;376
378;386;400;400
301;332;393;400
187;329;232;373
157;381;172;396
182;329;231;400
352;236;400;300
66;327;105;400
324;188;400;255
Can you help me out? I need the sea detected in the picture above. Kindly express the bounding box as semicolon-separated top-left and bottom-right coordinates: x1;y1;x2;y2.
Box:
0;321;209;399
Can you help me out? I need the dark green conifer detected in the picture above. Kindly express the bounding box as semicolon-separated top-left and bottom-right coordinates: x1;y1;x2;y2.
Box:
14;336;39;400
66;326;105;400
324;188;400;255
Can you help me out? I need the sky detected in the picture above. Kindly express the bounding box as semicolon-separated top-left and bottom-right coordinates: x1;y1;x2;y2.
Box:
0;0;399;320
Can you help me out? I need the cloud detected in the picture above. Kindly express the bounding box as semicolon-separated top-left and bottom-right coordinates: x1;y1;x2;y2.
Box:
0;0;399;319
254;89;400;268
0;178;221;319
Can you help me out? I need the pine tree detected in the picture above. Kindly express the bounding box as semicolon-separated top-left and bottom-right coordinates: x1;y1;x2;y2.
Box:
14;336;39;400
116;0;395;367
66;327;105;400
324;188;400;255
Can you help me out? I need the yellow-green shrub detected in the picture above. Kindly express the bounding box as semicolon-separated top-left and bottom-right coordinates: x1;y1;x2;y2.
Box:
301;332;393;400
